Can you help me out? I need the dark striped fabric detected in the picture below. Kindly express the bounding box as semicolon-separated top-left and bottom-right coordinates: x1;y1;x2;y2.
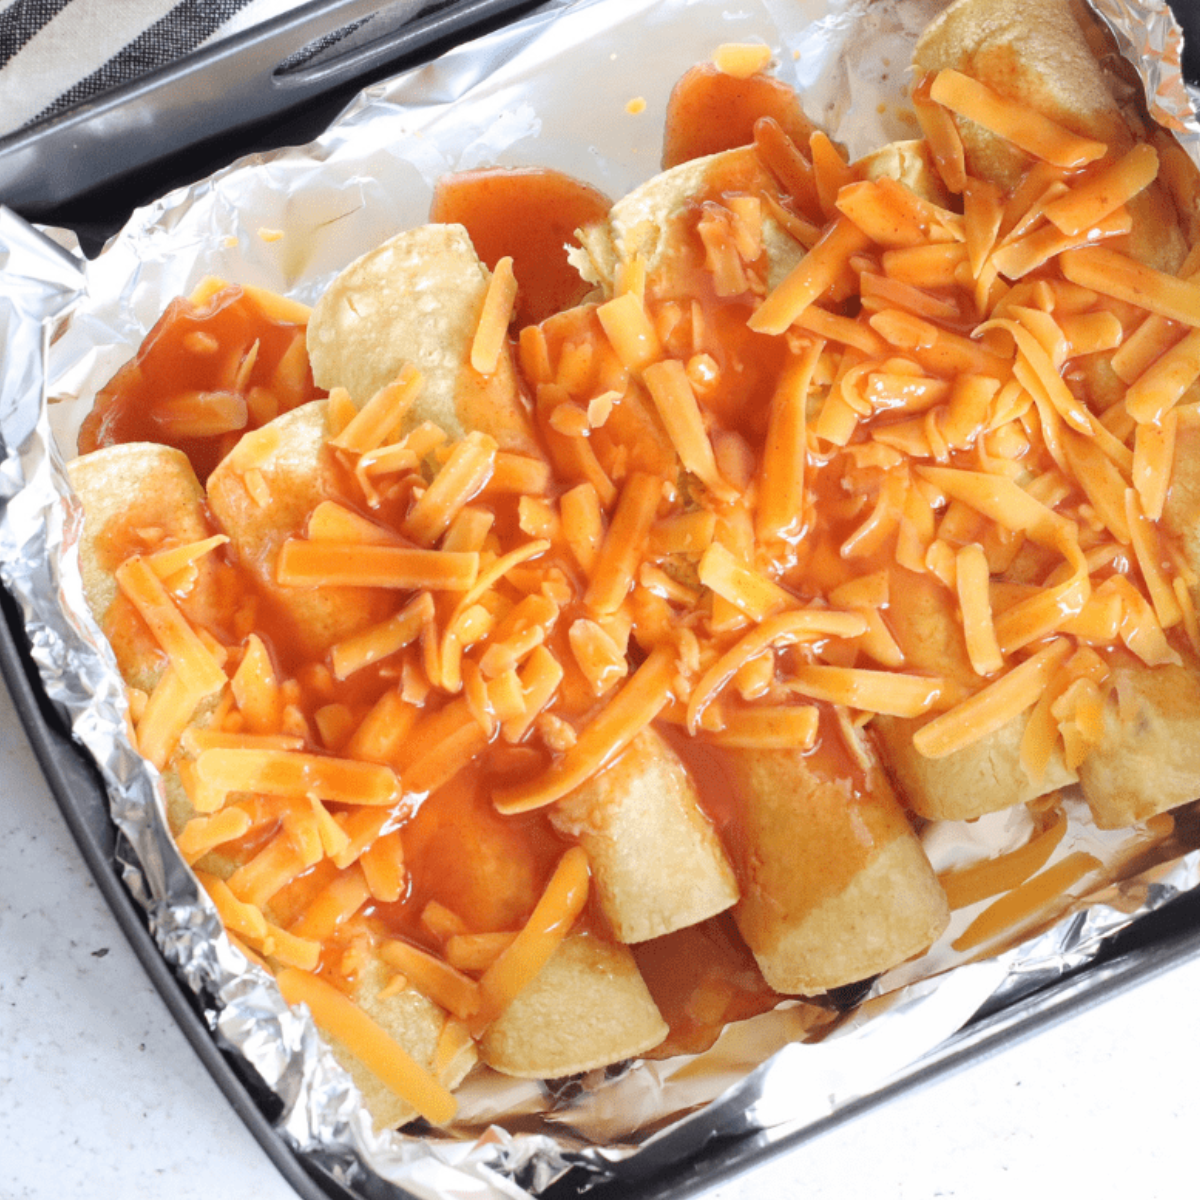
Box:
0;0;73;71
0;0;302;136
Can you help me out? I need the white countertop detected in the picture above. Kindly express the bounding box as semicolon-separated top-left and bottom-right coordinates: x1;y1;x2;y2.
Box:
4;670;1198;1200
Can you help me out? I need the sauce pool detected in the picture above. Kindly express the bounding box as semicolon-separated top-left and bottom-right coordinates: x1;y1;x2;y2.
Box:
662;62;819;168
430;167;612;328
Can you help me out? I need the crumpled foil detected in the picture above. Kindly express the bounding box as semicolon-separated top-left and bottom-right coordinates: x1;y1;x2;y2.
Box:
2;0;1199;1196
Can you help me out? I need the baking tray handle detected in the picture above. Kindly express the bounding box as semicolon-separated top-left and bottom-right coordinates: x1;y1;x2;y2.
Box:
0;0;536;218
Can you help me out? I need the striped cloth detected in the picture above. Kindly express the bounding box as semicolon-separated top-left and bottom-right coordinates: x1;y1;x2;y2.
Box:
3;1;1195;142
0;0;315;138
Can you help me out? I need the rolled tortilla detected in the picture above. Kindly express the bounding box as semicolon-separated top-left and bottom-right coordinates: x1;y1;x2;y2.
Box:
874;566;1076;820
70;441;474;1128
549;727;739;943
855;138;952;205
478;932;667;1078
726;721;949;994
573;145;806;300
914;0;1126;187
1077;649;1200;829
914;0;1200;832
309;224;693;1049
67;442;222;694
206;399;394;657
328;955;476;1132
68;442;228;836
876;707;1078;822
306;223;540;455
913;0;1187;271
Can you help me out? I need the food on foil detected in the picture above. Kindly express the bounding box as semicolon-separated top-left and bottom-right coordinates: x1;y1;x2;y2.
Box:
63;0;1200;1134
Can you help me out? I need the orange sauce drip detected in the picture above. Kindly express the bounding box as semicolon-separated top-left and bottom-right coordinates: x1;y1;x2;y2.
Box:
79;285;325;483
632;914;788;1056
429;167;612;328
662;62;817;168
375;762;570;945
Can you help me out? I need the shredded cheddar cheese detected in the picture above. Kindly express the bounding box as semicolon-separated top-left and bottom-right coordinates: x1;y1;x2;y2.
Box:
712;42;772;79
469;846;591;1031
80;29;1200;1128
329;364;424;454
276;967;458;1124
470;257;518;374
951;850;1102;952
938;812;1068;909
929;70;1107;169
115;556;228;697
276;541;480;591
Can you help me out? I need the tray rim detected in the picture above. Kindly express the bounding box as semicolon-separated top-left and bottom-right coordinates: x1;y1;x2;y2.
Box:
0;0;541;227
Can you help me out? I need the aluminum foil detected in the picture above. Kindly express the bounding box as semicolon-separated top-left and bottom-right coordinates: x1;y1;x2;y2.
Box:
2;0;1199;1196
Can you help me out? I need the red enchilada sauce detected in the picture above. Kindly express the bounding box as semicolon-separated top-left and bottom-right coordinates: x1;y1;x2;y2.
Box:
662;61;818;168
79;285;326;484
430;167;612;327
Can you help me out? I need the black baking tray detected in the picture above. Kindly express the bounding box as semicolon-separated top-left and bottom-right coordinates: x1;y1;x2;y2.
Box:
4;1;1200;1198
0;0;543;252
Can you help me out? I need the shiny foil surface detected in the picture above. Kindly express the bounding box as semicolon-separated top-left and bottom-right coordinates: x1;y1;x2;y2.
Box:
1;1;1198;1196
